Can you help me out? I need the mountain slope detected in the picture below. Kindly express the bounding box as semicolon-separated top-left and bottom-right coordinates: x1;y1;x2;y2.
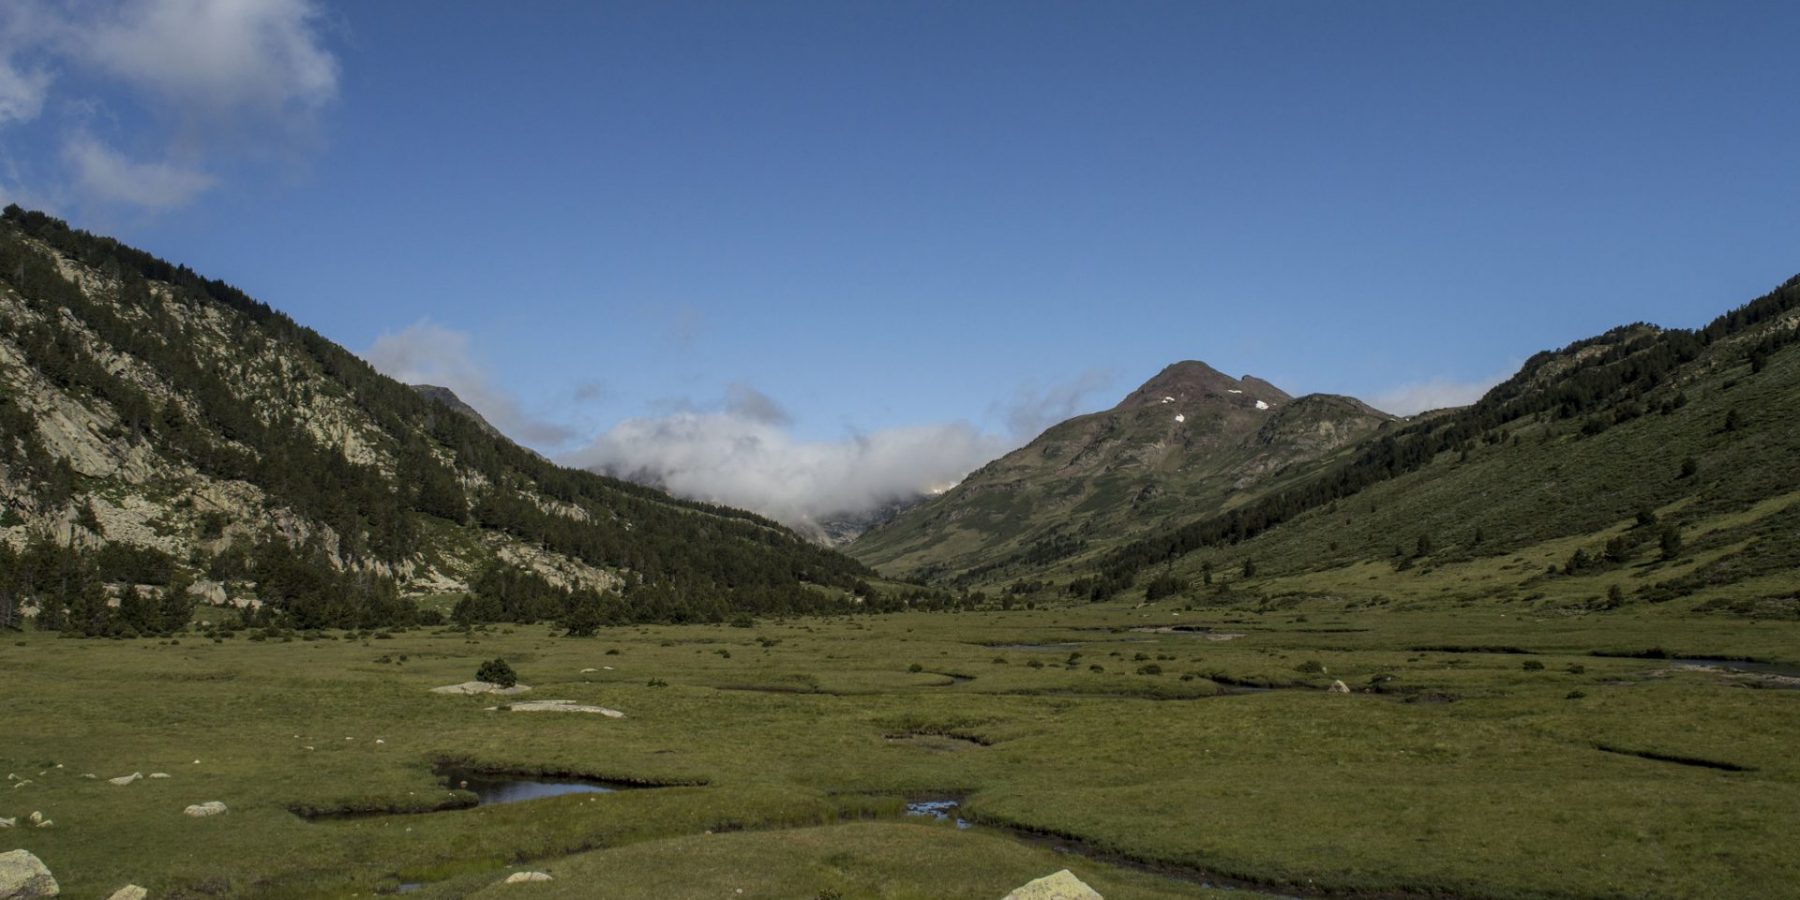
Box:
1079;275;1800;609
848;361;1394;581
0;206;872;633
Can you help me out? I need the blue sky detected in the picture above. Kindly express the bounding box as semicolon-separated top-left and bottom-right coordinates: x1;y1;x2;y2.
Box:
2;1;1797;525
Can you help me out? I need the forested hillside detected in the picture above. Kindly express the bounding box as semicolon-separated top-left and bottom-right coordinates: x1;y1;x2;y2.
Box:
0;206;874;634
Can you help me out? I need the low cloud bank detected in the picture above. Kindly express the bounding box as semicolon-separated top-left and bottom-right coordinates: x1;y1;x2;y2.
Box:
567;386;1009;533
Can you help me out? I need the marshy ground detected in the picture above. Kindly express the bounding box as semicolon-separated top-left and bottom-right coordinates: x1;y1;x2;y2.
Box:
3;602;1797;898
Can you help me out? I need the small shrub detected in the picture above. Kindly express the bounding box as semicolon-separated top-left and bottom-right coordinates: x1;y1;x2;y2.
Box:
1522;660;1545;671
1295;660;1326;674
476;658;518;687
1565;690;1586;700
907;663;923;673
1136;663;1163;676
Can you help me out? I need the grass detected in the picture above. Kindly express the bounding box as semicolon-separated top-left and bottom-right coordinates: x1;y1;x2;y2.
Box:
3;600;1799;898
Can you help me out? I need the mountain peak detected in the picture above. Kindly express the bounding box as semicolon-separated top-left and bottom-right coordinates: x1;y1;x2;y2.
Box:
1114;360;1292;410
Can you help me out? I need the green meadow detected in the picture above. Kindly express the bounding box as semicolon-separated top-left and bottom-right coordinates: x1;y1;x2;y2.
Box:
3;601;1798;899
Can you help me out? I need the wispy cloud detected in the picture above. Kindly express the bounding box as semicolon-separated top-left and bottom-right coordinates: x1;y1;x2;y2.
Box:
0;0;340;211
364;321;577;449
994;368;1116;440
567;389;1009;533
1367;372;1508;416
0;57;50;126
64;135;215;209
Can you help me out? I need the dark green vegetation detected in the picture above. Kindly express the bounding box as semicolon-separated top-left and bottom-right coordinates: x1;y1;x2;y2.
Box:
2;609;1797;898
0;206;873;633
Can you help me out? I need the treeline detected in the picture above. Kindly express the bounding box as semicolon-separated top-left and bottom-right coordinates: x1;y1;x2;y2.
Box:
0;206;874;621
0;538;196;636
1095;274;1800;591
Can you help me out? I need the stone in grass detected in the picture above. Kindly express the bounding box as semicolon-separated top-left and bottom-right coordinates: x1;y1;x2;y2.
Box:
109;772;143;786
0;849;59;899
1328;680;1351;694
106;887;148;900
1003;869;1102;900
430;682;533;696
503;871;553;884
183;801;227;818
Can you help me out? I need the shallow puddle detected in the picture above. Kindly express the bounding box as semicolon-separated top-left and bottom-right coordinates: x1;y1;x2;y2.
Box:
905;797;971;829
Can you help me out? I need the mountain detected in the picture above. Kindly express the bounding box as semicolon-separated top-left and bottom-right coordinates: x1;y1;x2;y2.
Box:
0;206;873;634
1080;285;1800;608
847;360;1395;581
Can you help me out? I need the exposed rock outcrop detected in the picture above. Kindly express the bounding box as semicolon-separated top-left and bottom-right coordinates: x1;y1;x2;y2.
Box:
0;849;58;899
1002;869;1101;900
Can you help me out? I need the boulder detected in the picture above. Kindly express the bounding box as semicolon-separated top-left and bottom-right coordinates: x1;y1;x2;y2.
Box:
148;774;171;780
430;682;532;696
182;801;227;818
1002;869;1101;900
503;871;553;884
108;773;143;786
106;887;148;900
505;700;624;717
0;849;59;899
1328;680;1351;694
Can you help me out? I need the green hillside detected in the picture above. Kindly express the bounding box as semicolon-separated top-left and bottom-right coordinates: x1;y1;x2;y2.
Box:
0;206;873;633
849;361;1394;583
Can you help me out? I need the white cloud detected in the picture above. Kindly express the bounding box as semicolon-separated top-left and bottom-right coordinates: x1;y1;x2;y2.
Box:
0;0;339;211
567;394;1009;533
0;58;50;126
76;0;337;123
64;135;214;209
364;321;576;449
1367;373;1508;416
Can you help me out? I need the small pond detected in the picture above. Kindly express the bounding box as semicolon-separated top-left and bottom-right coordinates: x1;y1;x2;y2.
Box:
438;767;643;806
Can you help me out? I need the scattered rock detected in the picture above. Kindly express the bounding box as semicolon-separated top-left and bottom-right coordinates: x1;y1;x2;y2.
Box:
505;700;624;717
183;801;227;818
33;819;52;829
0;849;59;898
106;886;148;900
1328;680;1351;694
0;818;13;828
1002;869;1102;900
430;681;533;696
79;775;96;780
109;772;144;786
579;668;597;673
26;813;42;826
503;871;553;884
148;773;171;780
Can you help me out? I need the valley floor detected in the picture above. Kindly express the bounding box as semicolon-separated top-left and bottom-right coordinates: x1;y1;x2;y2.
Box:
3;601;1798;899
